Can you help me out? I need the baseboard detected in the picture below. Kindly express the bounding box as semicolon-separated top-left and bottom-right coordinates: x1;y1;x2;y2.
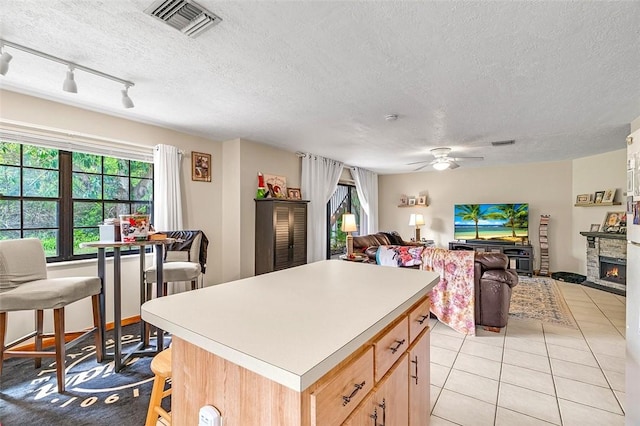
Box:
8;315;141;352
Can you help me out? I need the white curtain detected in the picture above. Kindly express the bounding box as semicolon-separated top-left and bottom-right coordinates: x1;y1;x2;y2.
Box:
302;154;344;262
153;144;183;231
351;167;379;234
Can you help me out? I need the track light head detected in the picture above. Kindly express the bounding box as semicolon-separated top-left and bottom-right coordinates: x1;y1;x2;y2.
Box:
63;66;77;93
121;85;134;109
0;50;12;76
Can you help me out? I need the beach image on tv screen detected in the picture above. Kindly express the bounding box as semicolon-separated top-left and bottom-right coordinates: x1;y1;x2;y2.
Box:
454;203;529;241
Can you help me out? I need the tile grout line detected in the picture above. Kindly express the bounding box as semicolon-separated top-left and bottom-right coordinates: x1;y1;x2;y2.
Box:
555;282;626;418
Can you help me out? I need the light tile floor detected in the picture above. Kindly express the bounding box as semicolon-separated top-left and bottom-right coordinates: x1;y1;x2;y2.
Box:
430;281;626;425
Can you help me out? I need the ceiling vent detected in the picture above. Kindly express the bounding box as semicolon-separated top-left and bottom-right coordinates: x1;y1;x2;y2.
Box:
491;140;515;147
145;0;221;38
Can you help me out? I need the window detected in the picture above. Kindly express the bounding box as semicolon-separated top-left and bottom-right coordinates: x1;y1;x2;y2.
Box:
326;184;361;259
0;141;153;261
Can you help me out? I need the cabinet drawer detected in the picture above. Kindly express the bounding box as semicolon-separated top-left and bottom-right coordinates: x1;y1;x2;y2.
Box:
311;347;374;426
408;297;430;344
374;317;409;382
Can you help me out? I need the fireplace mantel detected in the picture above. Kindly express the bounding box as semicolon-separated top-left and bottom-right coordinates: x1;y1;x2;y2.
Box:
579;231;626;240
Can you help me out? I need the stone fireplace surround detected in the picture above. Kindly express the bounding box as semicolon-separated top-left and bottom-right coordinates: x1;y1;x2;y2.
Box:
580;232;626;295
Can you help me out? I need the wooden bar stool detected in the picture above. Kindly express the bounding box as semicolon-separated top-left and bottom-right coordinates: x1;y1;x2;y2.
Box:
145;347;172;426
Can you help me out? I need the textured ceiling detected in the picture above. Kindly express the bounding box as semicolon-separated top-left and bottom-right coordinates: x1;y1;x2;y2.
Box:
1;1;639;173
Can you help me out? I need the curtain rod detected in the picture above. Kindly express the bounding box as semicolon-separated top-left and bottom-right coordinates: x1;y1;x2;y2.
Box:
296;151;355;169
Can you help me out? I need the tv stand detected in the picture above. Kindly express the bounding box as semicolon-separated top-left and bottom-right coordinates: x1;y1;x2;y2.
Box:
449;241;533;276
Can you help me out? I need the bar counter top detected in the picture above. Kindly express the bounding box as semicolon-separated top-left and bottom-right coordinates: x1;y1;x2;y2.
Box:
142;260;439;391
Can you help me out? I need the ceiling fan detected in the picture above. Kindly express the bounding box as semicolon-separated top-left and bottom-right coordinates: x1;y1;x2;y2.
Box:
407;147;484;171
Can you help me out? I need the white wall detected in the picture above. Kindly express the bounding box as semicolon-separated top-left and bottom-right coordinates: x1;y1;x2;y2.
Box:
571;149;627;275
239;139;301;278
379;160;575;272
0;91;303;342
627;117;640;426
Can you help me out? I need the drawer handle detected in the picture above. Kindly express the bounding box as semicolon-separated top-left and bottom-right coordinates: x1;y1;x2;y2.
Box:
342;381;365;406
389;339;406;354
416;314;429;325
378;398;386;426
411;355;419;385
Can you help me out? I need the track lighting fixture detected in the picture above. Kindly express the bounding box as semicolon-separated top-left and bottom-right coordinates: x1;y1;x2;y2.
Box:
62;66;77;93
0;39;135;108
0;44;12;76
121;85;134;109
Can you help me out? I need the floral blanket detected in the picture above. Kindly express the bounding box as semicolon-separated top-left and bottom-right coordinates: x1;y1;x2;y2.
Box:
376;245;424;267
422;247;476;335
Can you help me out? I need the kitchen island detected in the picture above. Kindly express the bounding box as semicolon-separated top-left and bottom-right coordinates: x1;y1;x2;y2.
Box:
142;260;440;425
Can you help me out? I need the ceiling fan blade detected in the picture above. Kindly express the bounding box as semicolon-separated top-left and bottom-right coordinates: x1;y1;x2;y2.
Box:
448;161;460;169
406;160;430;165
414;163;431;171
452;156;484;161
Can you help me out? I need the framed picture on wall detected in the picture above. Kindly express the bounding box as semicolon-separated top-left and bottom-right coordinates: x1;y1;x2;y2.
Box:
191;152;212;182
408;198;416;206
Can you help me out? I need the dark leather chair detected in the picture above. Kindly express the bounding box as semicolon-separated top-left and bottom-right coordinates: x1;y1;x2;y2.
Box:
474;253;519;329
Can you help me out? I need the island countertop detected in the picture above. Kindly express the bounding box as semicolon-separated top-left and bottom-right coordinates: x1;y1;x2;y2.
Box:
141;260;439;391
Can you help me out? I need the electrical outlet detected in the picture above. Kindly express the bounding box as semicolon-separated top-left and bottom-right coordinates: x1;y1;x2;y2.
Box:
199;405;222;426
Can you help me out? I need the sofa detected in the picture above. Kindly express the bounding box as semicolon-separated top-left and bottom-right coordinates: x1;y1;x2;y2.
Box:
352;232;519;330
353;231;422;261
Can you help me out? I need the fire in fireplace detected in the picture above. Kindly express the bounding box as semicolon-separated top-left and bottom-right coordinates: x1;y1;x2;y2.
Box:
599;256;627;285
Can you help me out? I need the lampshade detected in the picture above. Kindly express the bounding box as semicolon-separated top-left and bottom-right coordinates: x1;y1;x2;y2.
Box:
433;160;450;171
408;213;425;227
341;213;357;232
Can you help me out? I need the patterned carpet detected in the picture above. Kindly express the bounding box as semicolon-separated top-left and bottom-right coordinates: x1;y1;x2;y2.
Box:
509;276;578;328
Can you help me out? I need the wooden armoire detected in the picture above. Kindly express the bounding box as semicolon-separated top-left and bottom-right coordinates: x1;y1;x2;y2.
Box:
255;199;308;275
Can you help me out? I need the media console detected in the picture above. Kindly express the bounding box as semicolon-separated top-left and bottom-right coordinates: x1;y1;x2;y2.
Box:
449;241;534;276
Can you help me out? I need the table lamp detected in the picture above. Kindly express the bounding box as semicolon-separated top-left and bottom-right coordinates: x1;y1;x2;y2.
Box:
341;213;358;257
409;213;425;241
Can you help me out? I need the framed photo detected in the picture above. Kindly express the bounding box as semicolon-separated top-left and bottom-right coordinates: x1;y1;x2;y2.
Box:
399;194;408;206
408;198;416;206
417;195;427;205
601;211;625;233
576;194;592;204
287;187;301;199
263;174;287;198
594;191;605;204
590;224;600;232
602;188;616;203
191;152;211;182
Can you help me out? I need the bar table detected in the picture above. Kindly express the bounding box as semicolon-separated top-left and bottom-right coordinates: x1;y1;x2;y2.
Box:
80;238;175;372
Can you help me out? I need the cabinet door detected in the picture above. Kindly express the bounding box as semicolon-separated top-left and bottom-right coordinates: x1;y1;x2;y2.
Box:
274;203;291;270
291;203;307;266
409;329;430;426
374;354;409;426
343;392;377;426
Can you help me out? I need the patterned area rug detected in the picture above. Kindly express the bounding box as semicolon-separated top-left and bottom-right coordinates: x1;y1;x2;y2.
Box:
509;276;578;328
0;323;169;426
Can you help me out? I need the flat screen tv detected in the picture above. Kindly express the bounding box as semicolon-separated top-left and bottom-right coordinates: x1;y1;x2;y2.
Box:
454;203;529;242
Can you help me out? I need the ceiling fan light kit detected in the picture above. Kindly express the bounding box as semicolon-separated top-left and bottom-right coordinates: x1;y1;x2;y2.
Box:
407;146;484;171
433;160;451;171
0;39;135;108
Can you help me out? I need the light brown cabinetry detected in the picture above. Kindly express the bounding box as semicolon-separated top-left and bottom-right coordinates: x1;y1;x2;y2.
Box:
255;199;308;275
171;295;431;425
409;329;430;425
345;355;410;426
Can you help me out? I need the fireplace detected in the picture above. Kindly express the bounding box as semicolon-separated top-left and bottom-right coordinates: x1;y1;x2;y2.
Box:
599;256;626;286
